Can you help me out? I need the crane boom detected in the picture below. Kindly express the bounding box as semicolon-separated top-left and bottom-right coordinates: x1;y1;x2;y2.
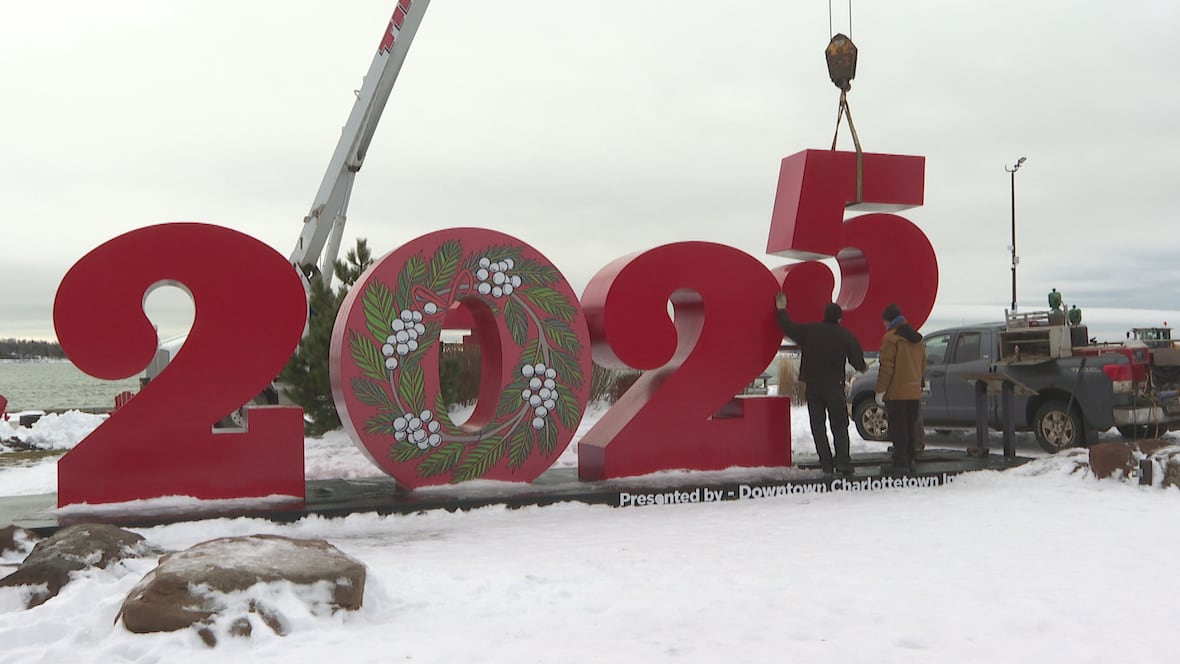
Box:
289;0;432;287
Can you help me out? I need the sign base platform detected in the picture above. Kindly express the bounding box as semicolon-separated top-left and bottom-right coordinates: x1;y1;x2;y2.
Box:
2;449;1030;535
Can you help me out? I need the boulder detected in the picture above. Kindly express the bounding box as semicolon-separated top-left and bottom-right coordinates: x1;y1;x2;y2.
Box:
1163;453;1180;489
119;534;366;645
1087;439;1172;480
1145;445;1180;489
0;523;160;608
0;525;40;558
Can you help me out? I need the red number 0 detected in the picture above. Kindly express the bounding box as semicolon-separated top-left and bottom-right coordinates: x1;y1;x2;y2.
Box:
53;223;308;506
331;228;593;489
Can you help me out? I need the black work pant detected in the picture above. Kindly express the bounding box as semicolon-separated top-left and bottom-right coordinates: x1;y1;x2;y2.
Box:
886;399;921;469
806;382;852;472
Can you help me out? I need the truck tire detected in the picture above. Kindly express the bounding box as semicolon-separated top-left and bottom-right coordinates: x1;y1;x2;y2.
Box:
853;399;889;441
1116;423;1163;440
1033;400;1082;453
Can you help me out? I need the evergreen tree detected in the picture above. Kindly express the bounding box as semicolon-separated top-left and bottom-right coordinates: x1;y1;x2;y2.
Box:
335;239;373;286
279;239;373;436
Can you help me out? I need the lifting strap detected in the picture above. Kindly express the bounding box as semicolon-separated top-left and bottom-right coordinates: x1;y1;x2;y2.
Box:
830;89;864;204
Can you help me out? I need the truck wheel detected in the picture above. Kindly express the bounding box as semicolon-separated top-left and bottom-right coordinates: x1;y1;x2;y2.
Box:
853;399;889;441
1116;424;1163;440
1033;401;1082;453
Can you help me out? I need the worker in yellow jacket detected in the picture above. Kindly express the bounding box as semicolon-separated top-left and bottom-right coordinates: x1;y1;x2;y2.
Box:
875;303;927;474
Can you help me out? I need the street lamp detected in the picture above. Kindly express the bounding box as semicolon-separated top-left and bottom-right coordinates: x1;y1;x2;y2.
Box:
1005;156;1027;312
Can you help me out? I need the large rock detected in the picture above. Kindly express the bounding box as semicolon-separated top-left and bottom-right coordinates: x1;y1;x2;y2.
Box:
1144;445;1180;488
0;523;159;608
1163;452;1180;489
1087;439;1172;479
0;525;40;558
119;534;366;645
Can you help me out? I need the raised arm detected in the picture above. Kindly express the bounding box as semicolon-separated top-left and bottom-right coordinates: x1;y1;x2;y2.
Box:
774;292;808;343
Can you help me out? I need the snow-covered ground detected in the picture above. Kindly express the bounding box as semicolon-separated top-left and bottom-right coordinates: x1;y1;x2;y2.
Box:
3;405;1180;663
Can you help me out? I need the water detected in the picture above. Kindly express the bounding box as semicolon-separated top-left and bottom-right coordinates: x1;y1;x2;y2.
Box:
0;361;140;412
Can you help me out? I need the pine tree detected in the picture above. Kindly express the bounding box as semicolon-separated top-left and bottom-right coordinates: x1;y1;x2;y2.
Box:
279;239;373;436
335;239;373;287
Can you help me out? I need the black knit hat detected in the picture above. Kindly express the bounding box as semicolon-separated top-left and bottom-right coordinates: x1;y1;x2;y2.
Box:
823;303;843;323
881;303;902;322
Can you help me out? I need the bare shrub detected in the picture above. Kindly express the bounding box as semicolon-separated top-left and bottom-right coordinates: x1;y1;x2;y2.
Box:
775;353;805;404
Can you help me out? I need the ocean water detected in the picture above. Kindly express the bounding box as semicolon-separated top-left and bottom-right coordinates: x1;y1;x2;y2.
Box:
0;361;141;412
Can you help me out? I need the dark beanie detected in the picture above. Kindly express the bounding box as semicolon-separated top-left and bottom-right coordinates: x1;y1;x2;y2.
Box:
881;303;902;322
823;303;843;323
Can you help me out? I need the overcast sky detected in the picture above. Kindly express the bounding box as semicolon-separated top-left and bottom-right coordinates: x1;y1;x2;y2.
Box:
3;0;1180;344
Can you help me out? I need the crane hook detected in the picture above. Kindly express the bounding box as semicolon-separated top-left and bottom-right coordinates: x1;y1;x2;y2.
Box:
825;33;857;91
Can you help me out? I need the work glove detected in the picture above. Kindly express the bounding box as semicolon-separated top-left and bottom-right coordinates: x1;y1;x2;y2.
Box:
875;392;885;406
774;292;786;310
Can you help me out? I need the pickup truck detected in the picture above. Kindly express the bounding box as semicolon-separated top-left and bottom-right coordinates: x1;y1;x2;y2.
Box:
846;322;1179;453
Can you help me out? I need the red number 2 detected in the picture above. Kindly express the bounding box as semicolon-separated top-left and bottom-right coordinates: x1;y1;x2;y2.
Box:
577;242;792;480
53;223;307;506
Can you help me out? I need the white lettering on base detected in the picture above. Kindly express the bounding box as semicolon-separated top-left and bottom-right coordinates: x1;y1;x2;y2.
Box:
617;474;954;507
618;488;702;507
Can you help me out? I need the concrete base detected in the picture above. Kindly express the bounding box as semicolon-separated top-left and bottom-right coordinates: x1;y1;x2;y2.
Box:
1;449;1031;535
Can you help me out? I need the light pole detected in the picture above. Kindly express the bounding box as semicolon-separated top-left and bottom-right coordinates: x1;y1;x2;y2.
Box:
1005;157;1027;312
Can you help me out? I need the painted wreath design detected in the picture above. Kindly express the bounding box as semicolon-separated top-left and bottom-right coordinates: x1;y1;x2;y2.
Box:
345;239;585;483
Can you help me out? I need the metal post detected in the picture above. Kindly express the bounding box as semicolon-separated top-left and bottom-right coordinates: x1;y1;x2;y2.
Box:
1005;157;1026;312
1001;380;1015;459
971;379;988;457
1010;168;1017;311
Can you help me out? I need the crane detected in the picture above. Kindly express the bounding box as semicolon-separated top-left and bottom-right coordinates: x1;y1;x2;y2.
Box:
290;0;432;288
143;2;433;416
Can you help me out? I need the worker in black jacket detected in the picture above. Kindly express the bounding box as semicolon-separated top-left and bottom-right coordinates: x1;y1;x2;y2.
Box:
775;292;868;475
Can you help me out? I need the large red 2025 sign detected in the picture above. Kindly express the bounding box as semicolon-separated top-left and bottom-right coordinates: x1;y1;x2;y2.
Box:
52;149;935;505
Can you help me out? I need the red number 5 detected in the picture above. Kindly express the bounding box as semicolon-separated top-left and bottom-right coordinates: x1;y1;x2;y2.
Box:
767;149;936;349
